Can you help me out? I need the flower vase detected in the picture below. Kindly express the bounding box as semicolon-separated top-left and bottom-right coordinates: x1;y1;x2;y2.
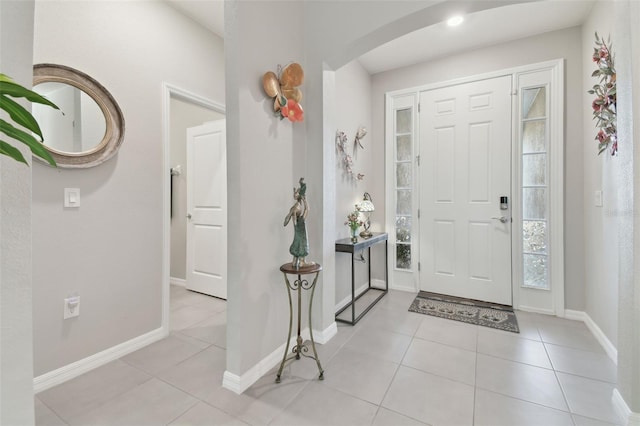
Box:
350;226;358;243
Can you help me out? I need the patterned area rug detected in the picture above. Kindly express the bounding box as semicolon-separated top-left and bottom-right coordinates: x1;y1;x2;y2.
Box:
408;291;520;333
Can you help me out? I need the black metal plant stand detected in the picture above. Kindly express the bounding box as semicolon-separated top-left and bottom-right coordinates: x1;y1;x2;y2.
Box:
275;262;324;383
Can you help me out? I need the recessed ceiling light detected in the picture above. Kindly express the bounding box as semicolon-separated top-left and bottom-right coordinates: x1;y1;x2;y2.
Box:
447;15;464;27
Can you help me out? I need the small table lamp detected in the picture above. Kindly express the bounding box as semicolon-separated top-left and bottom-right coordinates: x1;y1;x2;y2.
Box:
356;192;375;238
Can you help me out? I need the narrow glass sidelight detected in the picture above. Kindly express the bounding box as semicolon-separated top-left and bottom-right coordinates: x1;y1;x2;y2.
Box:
521;87;549;290
395;107;413;270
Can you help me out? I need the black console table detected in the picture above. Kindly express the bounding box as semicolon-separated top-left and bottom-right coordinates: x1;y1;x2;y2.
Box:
335;232;388;325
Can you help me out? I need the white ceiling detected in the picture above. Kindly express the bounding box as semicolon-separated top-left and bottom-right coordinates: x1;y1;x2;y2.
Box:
163;0;594;75
164;0;224;37
359;0;595;74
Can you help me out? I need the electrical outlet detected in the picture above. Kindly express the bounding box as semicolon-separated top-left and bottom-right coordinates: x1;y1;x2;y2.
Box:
63;296;80;319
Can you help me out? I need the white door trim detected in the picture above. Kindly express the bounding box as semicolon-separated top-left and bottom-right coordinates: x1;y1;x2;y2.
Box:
162;83;225;332
384;59;564;314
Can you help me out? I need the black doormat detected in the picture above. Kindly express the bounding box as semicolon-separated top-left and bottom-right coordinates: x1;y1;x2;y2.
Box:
408;291;519;333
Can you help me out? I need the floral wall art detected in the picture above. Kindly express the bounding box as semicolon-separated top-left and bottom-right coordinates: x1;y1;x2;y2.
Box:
336;127;367;181
262;63;304;122
588;32;617;155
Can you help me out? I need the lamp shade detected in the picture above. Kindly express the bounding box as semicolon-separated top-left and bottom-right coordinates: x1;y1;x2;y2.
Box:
356;192;375;212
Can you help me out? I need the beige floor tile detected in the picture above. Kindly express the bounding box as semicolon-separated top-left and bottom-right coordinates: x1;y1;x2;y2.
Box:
474;388;573;426
557;372;624;424
546;343;617;383
402;337;476;385
477;327;552;368
171;304;222;331
321;347;399;405
476;354;568;411
35;397;67;426
121;333;209;375
204;371;309;426
371;408;428;426
270;382;378;426
343;327;412;363
169;401;250;425
413;315;479;351
36;360;151;421
572;414;623;426
67;378;198;425
538;322;605;353
360;303;424;336
156;345;227;400
178;310;227;348
382;365;475;426
373;290;419;312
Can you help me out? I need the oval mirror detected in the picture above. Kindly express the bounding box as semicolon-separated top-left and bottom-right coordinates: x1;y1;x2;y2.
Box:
32;64;125;168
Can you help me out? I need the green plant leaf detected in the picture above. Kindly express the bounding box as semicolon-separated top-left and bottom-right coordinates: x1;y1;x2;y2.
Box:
0;139;28;165
0;80;59;109
0;119;55;166
0;94;44;140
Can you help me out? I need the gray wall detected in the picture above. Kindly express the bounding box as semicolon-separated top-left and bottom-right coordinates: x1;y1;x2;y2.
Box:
334;60;381;307
31;0;225;376
371;26;586;311
610;0;640;413
0;2;36;423
581;0;618;351
169;98;223;281
224;0;304;376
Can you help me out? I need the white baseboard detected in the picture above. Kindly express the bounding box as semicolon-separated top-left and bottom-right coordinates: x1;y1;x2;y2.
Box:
33;327;167;393
389;283;418;293
312;322;337;345
517;305;556;316
222;326;325;395
170;277;186;287
565;309;617;363
613;389;640;426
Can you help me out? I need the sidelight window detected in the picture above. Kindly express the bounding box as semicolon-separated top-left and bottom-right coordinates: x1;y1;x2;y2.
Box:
521;87;549;290
395;108;413;270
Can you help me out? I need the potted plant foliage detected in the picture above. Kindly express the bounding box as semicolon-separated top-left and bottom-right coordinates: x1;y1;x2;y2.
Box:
0;73;58;166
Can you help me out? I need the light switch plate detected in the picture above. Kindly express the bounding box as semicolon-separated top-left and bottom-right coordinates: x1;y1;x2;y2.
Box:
64;188;80;208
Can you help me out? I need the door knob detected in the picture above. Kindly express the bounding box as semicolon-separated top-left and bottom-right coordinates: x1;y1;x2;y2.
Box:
491;216;508;224
186;213;192;220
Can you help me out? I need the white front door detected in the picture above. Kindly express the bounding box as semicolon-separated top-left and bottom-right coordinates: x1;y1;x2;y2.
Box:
419;76;512;305
186;120;227;299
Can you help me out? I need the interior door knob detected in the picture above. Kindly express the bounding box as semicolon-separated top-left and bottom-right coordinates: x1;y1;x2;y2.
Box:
491;216;508;224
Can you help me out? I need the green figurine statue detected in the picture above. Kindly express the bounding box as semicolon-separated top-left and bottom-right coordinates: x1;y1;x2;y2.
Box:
284;178;314;268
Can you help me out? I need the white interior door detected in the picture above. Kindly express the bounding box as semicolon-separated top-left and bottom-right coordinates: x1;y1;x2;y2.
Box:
186;120;227;299
419;76;512;305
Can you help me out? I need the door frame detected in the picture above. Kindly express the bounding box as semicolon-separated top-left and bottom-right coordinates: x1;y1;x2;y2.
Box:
384;59;564;314
162;83;225;333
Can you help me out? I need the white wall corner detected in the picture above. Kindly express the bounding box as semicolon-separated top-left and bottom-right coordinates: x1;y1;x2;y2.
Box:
33;327;167;393
223;327;321;394
313;321;337;344
613;389;640;426
564;309;617;363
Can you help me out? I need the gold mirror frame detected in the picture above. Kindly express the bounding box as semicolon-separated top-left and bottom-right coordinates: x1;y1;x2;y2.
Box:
33;64;125;168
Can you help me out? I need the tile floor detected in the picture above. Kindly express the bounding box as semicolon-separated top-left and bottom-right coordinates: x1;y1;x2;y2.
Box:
35;286;623;426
